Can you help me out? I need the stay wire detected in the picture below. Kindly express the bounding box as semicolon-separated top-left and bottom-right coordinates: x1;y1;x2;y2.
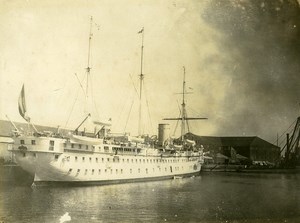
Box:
143;79;154;135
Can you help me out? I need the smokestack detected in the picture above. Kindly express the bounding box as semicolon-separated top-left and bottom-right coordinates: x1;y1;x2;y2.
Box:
158;124;170;146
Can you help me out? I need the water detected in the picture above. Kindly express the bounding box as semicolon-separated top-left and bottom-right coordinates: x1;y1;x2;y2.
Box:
0;173;299;223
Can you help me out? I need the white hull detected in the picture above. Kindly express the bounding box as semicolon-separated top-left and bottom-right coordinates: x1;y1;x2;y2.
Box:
11;136;202;186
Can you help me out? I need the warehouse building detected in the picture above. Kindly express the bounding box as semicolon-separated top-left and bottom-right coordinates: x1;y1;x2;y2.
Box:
185;133;280;165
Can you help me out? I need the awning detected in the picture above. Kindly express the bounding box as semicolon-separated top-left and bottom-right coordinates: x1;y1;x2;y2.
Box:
236;154;248;160
216;153;229;159
0;137;14;144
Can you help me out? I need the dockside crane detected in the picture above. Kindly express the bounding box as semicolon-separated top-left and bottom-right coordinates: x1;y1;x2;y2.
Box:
279;116;300;168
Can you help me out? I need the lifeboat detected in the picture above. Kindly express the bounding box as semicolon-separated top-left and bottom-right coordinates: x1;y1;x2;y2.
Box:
71;134;103;145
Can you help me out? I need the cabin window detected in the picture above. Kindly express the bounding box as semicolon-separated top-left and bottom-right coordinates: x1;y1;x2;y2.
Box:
116;169;118;174
20;140;25;145
89;157;92;162
165;168;167;171
104;146;109;151
23;153;26;157
82;157;85;162
96;158;98;162
133;149;135;152
98;169;101;174
77;169;80;173
138;168;140;173
130;169;132;173
135;159;137;163
137;149;141;153
79;144;82;149
71;144;74;148
54;154;59;160
85;169;88;175
127;159;129;163
31;140;36;145
49;140;54;151
110;169;113;174
33;153;36;157
86;145;88;150
107;158;110;162
92;169;94;175
105;169;107;173
68;169;72;173
121;169;123;174
102;158;104;162
143;159;145;163
146;168;148;174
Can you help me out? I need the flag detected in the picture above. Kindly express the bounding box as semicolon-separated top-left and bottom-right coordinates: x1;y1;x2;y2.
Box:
138;28;144;34
18;84;30;122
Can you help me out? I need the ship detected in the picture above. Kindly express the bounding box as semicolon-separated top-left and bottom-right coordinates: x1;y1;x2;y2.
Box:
9;18;204;186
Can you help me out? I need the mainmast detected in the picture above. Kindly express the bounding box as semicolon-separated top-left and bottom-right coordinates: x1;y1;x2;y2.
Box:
138;27;144;136
181;66;187;142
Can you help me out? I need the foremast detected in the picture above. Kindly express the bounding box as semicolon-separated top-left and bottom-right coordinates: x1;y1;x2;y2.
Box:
73;16;106;135
85;16;93;115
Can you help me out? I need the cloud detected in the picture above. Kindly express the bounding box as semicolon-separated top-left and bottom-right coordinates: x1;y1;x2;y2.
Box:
197;0;300;143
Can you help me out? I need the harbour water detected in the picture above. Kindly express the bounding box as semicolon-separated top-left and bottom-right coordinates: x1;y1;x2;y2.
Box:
0;173;299;223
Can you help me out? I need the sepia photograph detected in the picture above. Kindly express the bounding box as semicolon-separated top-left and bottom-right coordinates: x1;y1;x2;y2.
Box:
0;0;299;222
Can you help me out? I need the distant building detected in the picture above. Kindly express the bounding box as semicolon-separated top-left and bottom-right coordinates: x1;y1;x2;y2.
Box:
185;133;280;164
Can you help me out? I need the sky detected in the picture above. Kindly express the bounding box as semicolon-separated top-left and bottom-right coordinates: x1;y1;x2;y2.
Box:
0;0;299;146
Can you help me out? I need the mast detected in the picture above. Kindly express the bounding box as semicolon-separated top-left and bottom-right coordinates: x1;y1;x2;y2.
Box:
181;66;186;142
163;66;207;143
138;27;144;136
85;16;93;114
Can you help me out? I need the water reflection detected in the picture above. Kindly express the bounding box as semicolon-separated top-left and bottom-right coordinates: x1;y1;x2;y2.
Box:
1;173;299;222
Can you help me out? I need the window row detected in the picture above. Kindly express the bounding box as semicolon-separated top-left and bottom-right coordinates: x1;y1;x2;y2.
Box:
68;166;188;175
67;156;193;163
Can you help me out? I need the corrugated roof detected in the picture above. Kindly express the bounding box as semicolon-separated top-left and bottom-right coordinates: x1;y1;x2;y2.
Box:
185;133;279;149
185;133;222;146
220;137;256;146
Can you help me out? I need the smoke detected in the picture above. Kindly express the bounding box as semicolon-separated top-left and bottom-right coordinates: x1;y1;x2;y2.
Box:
200;0;300;143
